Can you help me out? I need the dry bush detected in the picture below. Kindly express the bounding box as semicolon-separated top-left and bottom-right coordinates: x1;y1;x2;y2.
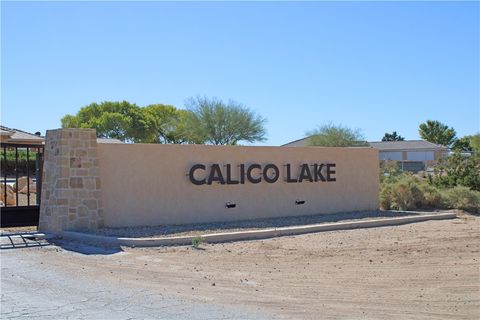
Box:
391;177;425;210
441;186;480;214
379;183;394;210
419;183;444;208
380;174;480;214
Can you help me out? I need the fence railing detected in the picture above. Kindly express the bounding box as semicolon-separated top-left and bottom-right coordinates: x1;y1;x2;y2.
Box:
1;143;44;208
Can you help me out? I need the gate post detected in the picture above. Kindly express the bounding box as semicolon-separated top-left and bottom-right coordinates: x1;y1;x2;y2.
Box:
39;129;104;233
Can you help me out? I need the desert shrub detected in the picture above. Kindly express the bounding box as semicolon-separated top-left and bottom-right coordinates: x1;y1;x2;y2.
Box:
379;183;394;210
380;166;480;212
390;176;425;210
429;152;480;191
191;236;204;249
419;183;445;209
0;150;40;175
380;174;425;210
441;186;480;213
379;161;404;184
2;159;37;175
379;162;411;210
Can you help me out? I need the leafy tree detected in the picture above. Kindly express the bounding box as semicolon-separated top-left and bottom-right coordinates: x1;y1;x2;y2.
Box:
471;134;480;157
143;104;197;144
61;114;80;128
451;133;480;156
381;131;405;141
175;109;204;144
306;123;369;147
61;101;152;142
94;112;132;140
452;135;473;152
184;96;267;145
418;120;456;147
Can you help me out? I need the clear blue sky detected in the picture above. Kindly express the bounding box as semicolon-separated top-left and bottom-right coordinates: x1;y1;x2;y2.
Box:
2;1;479;146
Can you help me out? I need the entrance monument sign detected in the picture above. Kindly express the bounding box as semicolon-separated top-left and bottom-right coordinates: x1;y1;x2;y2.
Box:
39;129;379;233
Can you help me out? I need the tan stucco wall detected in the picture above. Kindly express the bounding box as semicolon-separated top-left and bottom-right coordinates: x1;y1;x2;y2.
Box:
97;144;379;227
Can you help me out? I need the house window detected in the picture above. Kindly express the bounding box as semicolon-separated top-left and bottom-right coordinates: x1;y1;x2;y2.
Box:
379;151;403;161
406;151;434;161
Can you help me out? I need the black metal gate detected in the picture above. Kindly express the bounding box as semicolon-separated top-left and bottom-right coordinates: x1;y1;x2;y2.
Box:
1;143;44;227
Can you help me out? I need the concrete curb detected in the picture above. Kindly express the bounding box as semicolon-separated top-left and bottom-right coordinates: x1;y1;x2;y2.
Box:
59;212;457;247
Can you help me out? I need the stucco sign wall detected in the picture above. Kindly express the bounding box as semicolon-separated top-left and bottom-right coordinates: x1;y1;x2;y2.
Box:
97;143;379;228
39;129;379;232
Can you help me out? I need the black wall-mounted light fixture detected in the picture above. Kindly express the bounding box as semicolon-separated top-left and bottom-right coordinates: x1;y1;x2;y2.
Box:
295;199;306;205
225;202;236;208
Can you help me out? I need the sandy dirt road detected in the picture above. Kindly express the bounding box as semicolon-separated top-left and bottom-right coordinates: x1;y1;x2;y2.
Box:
1;214;479;319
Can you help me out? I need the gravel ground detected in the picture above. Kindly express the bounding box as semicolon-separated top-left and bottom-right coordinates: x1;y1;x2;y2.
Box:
94;210;453;238
0;226;38;236
1;214;478;319
1;240;270;320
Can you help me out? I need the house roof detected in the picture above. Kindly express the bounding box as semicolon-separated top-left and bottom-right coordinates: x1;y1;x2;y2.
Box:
368;140;447;151
281;136;369;147
281;136;311;147
0;128;12;136
281;136;448;151
0;125;44;144
96;138;124;144
0;126;125;145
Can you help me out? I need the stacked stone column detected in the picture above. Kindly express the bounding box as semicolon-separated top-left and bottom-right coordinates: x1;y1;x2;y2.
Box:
39;129;104;233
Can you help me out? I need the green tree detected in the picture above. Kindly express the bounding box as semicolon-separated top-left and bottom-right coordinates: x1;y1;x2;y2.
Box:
61;101;152;142
451;133;480;156
175;109;204;144
143;104;196;144
184;96;267;145
61;114;80;128
452;135;473;152
306;123;369;147
381;131;405;141
418;120;456;147
471;134;480;157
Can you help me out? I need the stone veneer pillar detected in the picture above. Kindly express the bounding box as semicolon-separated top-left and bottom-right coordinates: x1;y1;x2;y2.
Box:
39;128;104;233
